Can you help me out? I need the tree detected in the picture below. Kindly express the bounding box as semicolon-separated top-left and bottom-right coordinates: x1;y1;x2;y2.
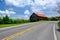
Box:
0;18;2;24
2;15;10;24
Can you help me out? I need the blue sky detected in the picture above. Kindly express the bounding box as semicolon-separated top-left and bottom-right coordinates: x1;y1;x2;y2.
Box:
0;0;60;19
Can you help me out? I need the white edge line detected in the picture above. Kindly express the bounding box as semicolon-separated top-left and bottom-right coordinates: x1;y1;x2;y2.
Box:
53;24;57;40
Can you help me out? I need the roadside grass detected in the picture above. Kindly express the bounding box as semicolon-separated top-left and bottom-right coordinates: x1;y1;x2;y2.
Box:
58;21;60;29
0;21;45;28
0;22;31;28
0;24;21;28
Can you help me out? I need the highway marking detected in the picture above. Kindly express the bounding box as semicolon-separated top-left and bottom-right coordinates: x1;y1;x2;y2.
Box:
2;22;46;40
53;24;57;40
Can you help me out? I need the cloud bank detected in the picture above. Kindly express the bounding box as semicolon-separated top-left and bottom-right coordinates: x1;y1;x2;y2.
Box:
0;9;16;17
4;0;60;18
5;0;59;12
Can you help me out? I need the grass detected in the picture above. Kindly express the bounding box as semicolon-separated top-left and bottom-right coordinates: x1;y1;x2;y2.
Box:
0;21;31;28
0;22;31;28
0;21;45;28
0;24;21;28
58;21;60;29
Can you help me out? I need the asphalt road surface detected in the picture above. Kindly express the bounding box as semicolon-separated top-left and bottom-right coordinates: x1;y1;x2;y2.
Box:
0;21;59;40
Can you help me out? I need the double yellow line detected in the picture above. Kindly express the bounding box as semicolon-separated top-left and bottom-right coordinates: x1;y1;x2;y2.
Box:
2;22;47;40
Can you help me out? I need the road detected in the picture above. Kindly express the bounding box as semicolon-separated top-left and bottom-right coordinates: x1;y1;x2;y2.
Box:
0;21;59;40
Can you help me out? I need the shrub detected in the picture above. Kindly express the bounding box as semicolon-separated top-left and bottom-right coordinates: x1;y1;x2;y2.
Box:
58;22;60;29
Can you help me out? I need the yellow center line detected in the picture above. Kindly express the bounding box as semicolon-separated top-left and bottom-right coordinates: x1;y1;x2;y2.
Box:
2;22;47;40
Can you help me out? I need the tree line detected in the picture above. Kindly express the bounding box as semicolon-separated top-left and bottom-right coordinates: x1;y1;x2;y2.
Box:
47;16;60;21
0;15;60;24
0;15;30;24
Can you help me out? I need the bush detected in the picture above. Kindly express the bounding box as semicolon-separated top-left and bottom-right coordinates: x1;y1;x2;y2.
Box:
58;22;60;29
0;18;3;24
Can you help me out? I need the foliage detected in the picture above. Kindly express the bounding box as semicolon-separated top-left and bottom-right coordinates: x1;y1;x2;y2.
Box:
58;22;60;29
47;16;60;21
0;18;2;24
2;15;10;24
0;15;30;24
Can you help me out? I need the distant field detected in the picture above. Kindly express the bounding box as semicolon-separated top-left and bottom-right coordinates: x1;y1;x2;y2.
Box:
0;24;20;28
58;21;60;29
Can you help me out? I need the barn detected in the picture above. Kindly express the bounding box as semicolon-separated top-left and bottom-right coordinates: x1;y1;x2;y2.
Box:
30;13;48;22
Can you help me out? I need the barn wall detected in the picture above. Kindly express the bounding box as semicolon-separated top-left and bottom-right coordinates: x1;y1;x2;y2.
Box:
30;13;48;22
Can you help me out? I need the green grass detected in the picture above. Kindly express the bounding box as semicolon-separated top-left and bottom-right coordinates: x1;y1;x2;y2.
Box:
58;21;60;29
0;22;31;28
0;21;45;28
0;24;21;28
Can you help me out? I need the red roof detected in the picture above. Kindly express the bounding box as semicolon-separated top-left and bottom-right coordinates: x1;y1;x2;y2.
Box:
35;13;47;17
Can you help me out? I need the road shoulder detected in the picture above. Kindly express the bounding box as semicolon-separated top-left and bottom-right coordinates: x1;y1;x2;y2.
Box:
55;22;60;40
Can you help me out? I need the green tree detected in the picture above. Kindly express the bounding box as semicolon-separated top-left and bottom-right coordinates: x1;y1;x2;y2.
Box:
9;19;14;24
0;18;2;24
2;15;10;24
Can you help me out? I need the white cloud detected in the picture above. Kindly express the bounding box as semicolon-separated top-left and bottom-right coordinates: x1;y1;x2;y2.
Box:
5;0;59;8
0;10;16;14
8;8;14;11
5;0;58;11
5;0;60;17
24;10;30;19
31;0;58;12
0;10;5;14
56;0;60;3
24;10;30;15
11;15;23;19
47;13;60;17
11;15;29;20
24;15;29;20
5;0;32;7
0;9;16;16
34;0;47;6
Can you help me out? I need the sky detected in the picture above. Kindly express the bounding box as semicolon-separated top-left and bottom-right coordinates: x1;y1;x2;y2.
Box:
0;0;60;19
